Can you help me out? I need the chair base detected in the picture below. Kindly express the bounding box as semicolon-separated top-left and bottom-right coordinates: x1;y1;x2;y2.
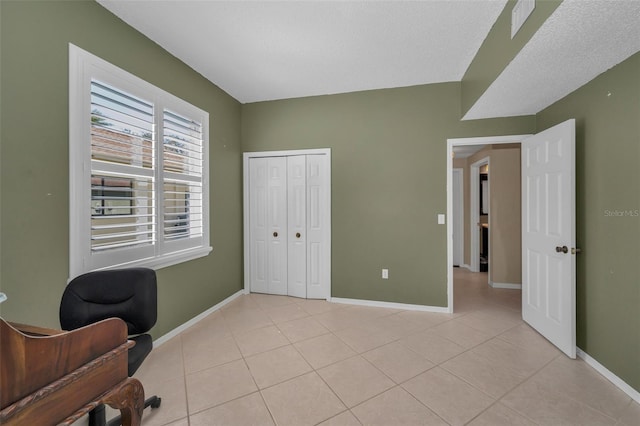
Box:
88;395;161;426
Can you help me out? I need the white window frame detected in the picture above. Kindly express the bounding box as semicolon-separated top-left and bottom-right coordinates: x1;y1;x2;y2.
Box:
69;44;211;279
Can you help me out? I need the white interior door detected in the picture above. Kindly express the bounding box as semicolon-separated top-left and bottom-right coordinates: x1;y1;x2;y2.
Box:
522;119;576;358
244;149;331;300
249;157;288;296
249;158;269;294
287;156;307;298
305;154;329;299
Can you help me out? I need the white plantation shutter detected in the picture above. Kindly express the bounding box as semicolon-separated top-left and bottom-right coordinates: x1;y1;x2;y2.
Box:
162;110;204;246
69;44;210;278
90;80;156;253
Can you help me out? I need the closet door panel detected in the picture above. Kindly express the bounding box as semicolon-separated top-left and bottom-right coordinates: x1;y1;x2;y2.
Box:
287;155;307;298
249;158;269;294
306;155;328;299
246;151;329;300
267;157;288;295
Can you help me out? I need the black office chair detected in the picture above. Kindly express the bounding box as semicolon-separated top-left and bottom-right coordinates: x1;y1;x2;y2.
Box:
60;268;162;426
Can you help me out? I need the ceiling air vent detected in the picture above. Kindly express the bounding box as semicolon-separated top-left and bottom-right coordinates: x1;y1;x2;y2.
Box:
512;0;536;39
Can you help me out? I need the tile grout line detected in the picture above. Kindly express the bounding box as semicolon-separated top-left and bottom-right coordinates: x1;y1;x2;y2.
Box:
146;281;632;426
487;352;565;425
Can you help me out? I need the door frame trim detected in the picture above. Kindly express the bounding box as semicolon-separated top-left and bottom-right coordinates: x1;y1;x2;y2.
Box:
446;135;531;312
243;148;332;299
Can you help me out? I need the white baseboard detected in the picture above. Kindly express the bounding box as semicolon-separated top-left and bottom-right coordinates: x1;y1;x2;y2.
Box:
490;281;522;290
577;347;640;403
460;264;472;271
153;289;245;347
330;297;450;313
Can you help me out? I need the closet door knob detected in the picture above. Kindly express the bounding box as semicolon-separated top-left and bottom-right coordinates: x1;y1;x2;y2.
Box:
296;232;301;238
273;232;278;237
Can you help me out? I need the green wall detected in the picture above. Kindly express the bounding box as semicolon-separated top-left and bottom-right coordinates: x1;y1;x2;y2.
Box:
461;0;561;116
241;84;534;306
0;0;244;338
536;52;640;392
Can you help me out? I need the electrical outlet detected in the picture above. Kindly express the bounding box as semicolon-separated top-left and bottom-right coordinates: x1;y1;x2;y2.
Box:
382;269;389;279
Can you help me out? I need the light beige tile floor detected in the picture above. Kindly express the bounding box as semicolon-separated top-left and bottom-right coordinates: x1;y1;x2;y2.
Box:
128;268;638;425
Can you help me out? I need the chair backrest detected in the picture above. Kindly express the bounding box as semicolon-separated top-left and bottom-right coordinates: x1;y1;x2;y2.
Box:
60;268;157;335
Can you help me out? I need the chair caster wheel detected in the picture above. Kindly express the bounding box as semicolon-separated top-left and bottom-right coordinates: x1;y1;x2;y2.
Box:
150;397;161;409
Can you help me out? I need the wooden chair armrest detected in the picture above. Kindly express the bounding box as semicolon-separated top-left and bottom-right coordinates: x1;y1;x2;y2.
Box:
9;322;64;336
8;322;65;336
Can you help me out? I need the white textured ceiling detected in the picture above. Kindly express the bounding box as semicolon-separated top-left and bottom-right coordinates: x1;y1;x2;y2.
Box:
464;0;640;120
97;0;507;104
97;0;640;118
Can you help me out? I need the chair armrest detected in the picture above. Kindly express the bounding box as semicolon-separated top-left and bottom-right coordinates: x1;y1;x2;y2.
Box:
8;322;65;336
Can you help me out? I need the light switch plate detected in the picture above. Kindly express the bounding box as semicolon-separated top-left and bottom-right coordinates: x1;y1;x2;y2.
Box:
438;214;446;224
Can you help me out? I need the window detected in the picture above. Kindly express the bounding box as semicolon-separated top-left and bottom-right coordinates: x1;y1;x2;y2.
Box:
91;177;134;216
69;44;210;278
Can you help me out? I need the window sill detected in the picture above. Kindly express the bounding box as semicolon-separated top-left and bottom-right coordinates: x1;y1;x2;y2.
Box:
92;246;213;274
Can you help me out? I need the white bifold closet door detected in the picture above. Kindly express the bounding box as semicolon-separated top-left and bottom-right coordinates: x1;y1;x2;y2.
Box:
248;154;329;299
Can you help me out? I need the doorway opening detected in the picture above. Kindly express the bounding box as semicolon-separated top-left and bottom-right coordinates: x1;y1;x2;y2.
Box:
448;121;577;358
469;156;490;275
451;168;464;268
446;135;530;313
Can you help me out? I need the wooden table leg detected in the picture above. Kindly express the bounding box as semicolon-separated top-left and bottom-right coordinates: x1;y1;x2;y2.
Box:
103;378;145;426
58;378;144;426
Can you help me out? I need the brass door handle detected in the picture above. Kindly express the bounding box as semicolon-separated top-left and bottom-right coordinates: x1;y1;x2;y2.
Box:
555;245;568;254
273;232;278;238
296;232;301;238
